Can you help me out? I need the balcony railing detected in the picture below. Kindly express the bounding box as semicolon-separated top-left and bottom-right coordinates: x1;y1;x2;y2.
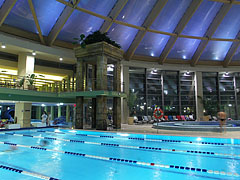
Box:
0;77;126;93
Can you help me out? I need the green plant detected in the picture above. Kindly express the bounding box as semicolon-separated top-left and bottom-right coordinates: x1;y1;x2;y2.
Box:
73;31;121;49
198;96;218;116
19;77;25;87
26;74;36;85
128;90;137;116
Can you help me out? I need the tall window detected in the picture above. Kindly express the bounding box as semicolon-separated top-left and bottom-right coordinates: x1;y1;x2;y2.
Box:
146;69;162;116
180;72;195;115
163;71;179;115
129;67;146;116
219;72;236;119
202;72;218;116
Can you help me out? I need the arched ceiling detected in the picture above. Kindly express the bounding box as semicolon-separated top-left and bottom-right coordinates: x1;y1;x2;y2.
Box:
0;0;240;67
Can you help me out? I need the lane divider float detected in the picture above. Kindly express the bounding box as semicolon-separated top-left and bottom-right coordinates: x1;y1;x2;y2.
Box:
3;132;240;159
28;129;240;148
0;141;238;178
0;163;59;180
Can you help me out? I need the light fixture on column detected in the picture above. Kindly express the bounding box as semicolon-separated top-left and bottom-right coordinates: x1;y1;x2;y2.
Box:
32;50;36;56
1;43;6;48
59;57;63;61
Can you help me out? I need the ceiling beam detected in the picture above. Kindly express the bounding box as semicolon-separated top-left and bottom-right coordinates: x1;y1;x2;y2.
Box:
124;0;168;60
47;0;80;46
190;2;233;66
223;31;240;67
100;0;128;33
27;0;45;45
0;0;17;26
158;0;203;64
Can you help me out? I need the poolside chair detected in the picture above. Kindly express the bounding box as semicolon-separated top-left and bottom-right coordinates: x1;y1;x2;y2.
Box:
164;116;168;121
212;116;217;121
168;115;173;121
173;116;178;121
176;115;181;121
184;115;190;121
189;115;194;121
147;116;154;124
136;116;144;124
180;115;186;121
152;116;158;123
143;116;149;123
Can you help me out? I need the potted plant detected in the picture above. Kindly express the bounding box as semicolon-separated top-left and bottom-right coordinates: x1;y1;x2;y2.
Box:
73;31;121;49
26;74;36;90
127;90;137;125
18;77;25;89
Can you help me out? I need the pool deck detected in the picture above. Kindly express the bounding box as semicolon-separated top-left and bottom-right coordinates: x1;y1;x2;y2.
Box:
112;124;240;139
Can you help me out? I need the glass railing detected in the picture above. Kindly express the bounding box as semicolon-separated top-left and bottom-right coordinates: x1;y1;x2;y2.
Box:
0;77;126;93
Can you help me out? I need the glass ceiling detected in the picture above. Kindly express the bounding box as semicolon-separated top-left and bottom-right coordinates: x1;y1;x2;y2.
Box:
0;0;240;64
0;0;4;8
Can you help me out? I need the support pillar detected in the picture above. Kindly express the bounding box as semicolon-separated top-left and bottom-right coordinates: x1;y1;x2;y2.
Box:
58;105;61;117
15;102;32;128
96;96;107;130
195;71;204;121
92;98;96;128
67;76;71;92
122;66;129;124
51;106;54;120
76;97;83;129
96;55;107;90
18;53;35;89
113;97;121;129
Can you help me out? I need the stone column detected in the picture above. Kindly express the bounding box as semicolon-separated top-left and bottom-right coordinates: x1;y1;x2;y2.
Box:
67;76;71;92
92;65;96;91
66;105;70;122
76;97;83;129
15;102;32;128
122;66;129;124
92;98;96;128
195;71;204;121
113;97;121;129
76;58;86;91
96;96;107;130
96;55;107;90
18;53;35;89
113;61;121;91
75;58;86;128
58;106;61;117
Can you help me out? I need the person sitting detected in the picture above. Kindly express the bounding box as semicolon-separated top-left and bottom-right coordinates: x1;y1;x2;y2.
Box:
217;111;227;133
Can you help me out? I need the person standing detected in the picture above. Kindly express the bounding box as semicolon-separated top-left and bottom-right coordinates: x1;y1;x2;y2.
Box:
41;111;48;125
47;112;51;126
217;111;227;133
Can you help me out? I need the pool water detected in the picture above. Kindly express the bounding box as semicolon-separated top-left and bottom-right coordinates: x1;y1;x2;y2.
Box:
0;128;239;180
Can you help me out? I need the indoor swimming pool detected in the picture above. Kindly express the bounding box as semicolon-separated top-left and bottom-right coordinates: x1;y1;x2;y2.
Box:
0;128;239;180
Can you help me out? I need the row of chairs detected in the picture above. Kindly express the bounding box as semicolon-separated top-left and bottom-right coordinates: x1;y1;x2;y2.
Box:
134;115;194;124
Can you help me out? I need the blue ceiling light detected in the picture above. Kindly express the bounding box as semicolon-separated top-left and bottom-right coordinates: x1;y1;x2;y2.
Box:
200;41;232;61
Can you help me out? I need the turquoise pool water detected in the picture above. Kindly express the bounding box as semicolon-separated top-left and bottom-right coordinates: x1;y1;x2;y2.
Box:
0;128;239;180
